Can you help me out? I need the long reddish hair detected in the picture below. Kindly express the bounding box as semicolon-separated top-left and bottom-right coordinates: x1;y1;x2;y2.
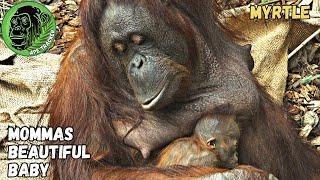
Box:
46;1;320;179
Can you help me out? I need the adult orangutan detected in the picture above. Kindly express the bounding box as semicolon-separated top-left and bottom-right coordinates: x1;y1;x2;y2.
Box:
46;0;320;179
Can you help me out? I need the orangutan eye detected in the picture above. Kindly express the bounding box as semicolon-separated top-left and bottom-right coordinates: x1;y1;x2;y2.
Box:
21;17;28;25
130;34;145;45
11;18;18;25
113;42;127;54
207;138;217;149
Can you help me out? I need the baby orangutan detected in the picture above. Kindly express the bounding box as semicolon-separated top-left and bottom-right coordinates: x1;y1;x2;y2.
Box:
156;115;240;169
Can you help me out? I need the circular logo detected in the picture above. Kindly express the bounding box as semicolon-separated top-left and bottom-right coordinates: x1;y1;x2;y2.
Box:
2;1;56;56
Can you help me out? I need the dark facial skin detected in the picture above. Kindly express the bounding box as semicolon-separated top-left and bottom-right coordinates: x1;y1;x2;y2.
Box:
156;115;240;169
100;4;258;159
100;3;191;110
10;13;31;48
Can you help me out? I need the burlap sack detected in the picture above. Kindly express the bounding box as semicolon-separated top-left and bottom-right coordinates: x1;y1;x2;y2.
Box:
220;6;319;102
0;39;60;180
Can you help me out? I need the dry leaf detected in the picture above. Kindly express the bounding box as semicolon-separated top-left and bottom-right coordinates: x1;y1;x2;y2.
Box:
300;125;313;138
288;104;300;115
311;136;320;146
300;111;320;137
68;17;80;27
307;100;320;109
302;111;319;127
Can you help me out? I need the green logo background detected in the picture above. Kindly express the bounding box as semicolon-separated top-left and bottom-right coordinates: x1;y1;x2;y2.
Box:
2;1;56;56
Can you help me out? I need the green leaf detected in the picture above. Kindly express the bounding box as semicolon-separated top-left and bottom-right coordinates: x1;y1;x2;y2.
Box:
26;18;55;52
301;75;313;85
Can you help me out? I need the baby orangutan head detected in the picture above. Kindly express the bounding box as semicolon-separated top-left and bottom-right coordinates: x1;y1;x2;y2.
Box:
195;115;240;168
156;115;240;169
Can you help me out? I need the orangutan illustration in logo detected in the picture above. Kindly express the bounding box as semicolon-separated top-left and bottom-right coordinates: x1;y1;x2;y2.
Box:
9;6;50;50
